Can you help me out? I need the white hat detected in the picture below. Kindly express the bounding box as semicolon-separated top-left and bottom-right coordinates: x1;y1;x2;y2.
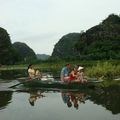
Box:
78;66;84;71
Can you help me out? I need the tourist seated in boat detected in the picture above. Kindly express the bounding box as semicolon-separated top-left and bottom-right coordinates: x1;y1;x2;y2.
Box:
60;63;70;82
35;70;42;79
77;66;87;83
69;66;86;83
68;66;78;82
27;64;42;79
28;64;35;79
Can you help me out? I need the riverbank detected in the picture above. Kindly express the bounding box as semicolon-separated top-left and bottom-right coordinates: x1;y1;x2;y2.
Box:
0;60;120;80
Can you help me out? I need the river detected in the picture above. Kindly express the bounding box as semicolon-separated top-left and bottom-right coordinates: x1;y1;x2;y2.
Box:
0;70;120;120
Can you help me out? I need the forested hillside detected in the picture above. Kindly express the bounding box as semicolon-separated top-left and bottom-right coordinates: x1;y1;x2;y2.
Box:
51;14;120;60
1;14;120;64
75;14;120;60
13;42;37;62
0;27;17;64
0;27;37;65
51;33;80;59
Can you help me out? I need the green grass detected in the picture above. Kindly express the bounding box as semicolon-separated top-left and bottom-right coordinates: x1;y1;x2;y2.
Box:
0;60;120;79
86;61;120;79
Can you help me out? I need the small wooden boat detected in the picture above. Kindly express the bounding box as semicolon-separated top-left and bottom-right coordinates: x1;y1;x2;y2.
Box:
13;77;104;89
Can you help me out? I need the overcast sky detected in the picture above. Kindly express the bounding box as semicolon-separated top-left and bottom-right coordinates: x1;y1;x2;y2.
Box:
0;0;119;55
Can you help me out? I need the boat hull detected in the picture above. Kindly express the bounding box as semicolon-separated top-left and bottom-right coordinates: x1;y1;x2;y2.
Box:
22;80;98;89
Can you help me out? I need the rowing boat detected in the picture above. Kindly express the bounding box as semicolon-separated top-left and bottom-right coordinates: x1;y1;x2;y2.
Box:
15;78;103;89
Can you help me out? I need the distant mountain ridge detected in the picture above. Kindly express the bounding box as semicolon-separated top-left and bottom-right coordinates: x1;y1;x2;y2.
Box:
36;54;50;60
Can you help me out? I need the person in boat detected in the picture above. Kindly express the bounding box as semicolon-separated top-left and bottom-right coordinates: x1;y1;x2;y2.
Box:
35;69;42;79
27;64;35;79
69;66;86;83
68;66;78;82
77;66;87;83
27;64;42;79
60;64;70;82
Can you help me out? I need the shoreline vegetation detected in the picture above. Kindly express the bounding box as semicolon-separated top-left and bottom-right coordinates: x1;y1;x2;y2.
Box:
0;60;120;80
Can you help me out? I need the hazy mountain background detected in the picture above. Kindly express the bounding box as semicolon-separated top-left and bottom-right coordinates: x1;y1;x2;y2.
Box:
0;14;120;64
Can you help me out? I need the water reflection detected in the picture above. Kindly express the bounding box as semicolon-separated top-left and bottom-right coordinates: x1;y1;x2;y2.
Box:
89;85;120;114
61;91;89;109
0;91;13;110
0;85;119;120
23;85;120;114
28;90;45;106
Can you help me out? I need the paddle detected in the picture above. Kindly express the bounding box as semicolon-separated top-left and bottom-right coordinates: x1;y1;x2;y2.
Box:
9;77;37;88
9;80;30;88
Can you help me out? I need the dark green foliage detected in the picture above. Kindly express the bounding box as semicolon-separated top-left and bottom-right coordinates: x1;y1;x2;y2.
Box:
51;33;80;59
0;27;37;64
75;14;120;60
51;14;120;60
12;42;37;63
0;27;18;64
89;85;120;114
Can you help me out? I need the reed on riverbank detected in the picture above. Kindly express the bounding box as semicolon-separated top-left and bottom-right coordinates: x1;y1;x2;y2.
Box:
0;60;120;80
86;61;120;79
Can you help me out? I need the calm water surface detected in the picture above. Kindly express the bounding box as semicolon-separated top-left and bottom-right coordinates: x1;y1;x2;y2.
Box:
0;70;120;120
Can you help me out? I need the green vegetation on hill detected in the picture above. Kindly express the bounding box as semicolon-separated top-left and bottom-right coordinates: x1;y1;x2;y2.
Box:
1;14;120;65
0;27;18;64
0;27;37;65
13;42;37;63
51;33;80;59
75;14;120;60
51;14;120;60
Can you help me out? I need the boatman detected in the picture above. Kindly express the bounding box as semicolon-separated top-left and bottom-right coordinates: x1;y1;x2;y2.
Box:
60;64;70;82
27;64;36;79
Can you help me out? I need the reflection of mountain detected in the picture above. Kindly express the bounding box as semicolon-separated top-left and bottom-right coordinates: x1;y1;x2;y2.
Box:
89;85;120;114
0;91;13;110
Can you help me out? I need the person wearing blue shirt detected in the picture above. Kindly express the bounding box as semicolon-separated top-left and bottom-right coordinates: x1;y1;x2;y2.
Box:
60;64;70;82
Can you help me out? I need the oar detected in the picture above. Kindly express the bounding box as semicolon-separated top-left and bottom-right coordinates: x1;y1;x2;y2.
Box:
9;77;38;88
9;80;30;88
9;76;43;88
